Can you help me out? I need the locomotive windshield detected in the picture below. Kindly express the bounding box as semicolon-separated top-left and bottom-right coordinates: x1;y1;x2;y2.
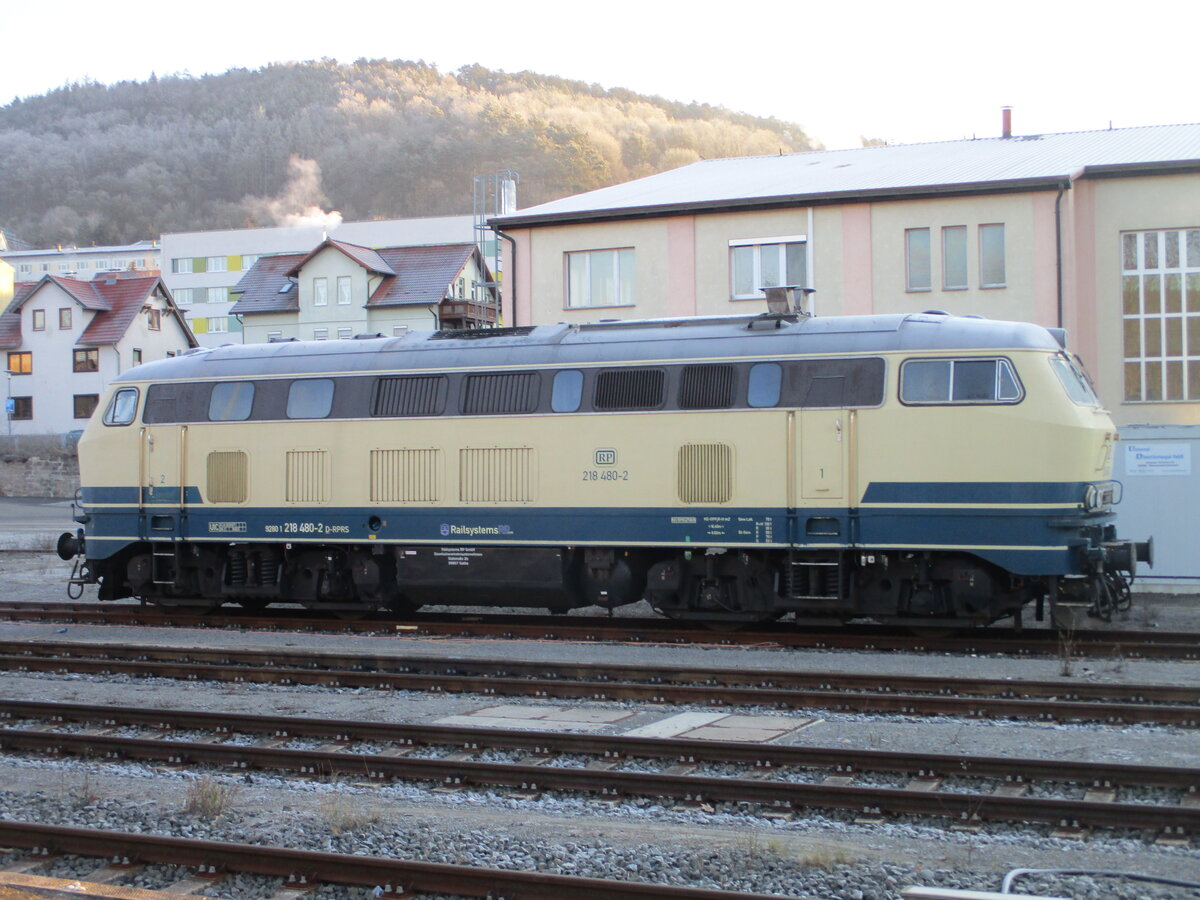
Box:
1050;354;1101;407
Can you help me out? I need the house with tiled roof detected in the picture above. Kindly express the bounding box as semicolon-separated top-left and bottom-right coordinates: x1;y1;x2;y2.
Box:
230;238;498;343
0;273;196;434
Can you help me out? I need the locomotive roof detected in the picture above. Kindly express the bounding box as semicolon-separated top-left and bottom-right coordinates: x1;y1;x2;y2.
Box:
120;312;1065;383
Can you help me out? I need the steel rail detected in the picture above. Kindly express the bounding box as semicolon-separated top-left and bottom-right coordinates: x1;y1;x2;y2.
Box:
3;698;1198;789
0;821;805;899
0;643;1196;726
1;728;1194;834
1;602;1196;658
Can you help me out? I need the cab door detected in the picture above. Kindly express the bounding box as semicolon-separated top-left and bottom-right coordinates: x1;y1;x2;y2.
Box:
800;410;846;501
139;424;188;538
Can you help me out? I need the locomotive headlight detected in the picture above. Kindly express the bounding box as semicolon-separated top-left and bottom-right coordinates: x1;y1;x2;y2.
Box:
1084;481;1120;511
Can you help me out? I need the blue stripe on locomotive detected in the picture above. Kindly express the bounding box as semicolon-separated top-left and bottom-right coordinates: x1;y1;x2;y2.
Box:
79;480;1107;578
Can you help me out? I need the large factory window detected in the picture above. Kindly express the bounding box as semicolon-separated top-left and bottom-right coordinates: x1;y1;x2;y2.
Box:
1121;228;1200;402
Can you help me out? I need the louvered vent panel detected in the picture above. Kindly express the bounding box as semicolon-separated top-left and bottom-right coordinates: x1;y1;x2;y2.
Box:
461;372;539;415
679;365;735;409
285;450;328;503
678;443;733;504
206;451;248;503
372;376;447;417
594;369;665;410
459;447;535;503
370;449;441;502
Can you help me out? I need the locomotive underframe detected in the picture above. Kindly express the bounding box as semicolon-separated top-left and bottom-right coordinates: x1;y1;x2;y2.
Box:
68;534;1137;627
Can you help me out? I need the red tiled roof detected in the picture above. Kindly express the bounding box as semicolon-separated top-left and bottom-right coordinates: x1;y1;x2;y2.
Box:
0;312;20;350
368;245;480;307
77;276;164;346
284;239;395;278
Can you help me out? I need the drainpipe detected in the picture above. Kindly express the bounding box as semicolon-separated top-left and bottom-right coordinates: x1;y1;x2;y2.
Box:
1054;184;1065;330
495;230;518;327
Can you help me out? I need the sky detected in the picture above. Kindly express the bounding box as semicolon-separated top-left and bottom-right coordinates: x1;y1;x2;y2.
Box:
3;0;1198;151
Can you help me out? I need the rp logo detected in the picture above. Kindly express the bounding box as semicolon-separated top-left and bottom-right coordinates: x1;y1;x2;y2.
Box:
594;448;617;466
439;523;450;536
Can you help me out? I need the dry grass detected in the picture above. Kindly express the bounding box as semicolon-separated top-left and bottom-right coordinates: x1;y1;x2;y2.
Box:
182;776;239;818
319;792;380;833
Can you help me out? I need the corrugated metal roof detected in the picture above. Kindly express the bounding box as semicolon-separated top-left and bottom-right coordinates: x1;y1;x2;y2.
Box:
493;122;1200;226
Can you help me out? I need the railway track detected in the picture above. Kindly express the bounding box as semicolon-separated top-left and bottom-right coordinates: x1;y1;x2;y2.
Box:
0;821;803;899
0;600;1194;659
1;699;1197;836
0;639;1196;726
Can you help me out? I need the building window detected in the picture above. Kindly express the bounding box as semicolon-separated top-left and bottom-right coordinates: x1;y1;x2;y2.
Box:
905;228;931;292
242;255;259;269
267;331;283;341
979;224;1006;288
77;261;89;270
337;327;353;339
92;259;108;270
10;397;31;420
337;276;352;305
313;328;328;340
206;256;227;273
207;287;227;304
729;237;807;300
1122;228;1200;402
942;226;968;290
17;264;31;275
208;317;228;334
132;348;143;366
313;277;328;306
73;394;99;419
393;325;408;336
58;308;72;329
39;263;48;272
566;248;635;308
8;352;31;375
174;288;193;306
147;308;162;331
32;310;45;331
171;258;193;274
57;263;70;272
73;349;99;372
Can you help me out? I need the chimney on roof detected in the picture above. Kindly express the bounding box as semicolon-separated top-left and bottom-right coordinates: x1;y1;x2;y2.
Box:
1001;106;1013;139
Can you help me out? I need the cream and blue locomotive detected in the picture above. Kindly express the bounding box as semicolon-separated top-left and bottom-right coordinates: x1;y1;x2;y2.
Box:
59;311;1150;627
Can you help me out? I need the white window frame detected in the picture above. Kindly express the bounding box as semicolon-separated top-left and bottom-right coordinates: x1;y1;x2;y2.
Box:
206;287;227;304
337;276;352;305
313;327;328;341
565;248;635;309
1121;228;1200;403
173;288;193;306
313;277;328;307
728;235;808;300
941;226;968;290
206;256;227;273
337;326;353;339
267;331;283;341
172;258;193;274
207;317;227;334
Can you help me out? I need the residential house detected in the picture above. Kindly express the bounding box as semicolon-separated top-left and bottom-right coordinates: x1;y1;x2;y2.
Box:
0;274;196;435
230;239;497;343
161;216;475;347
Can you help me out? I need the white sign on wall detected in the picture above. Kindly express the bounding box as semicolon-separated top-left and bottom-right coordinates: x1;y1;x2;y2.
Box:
1125;443;1192;476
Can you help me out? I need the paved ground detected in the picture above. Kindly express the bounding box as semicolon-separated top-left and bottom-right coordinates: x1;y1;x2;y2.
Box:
0;497;78;551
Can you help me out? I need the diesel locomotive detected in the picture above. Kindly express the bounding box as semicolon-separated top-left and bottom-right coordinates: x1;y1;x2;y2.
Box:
59;311;1151;627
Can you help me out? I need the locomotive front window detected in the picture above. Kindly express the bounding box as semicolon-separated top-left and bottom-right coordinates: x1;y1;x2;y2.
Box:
102;388;139;426
209;382;255;421
901;358;1022;405
286;379;334;419
1050;356;1101;407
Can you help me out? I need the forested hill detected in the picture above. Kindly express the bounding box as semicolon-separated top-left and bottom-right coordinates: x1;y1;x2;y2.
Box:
0;59;817;247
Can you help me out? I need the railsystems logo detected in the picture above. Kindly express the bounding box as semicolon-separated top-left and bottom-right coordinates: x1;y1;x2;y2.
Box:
440;523;451;536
